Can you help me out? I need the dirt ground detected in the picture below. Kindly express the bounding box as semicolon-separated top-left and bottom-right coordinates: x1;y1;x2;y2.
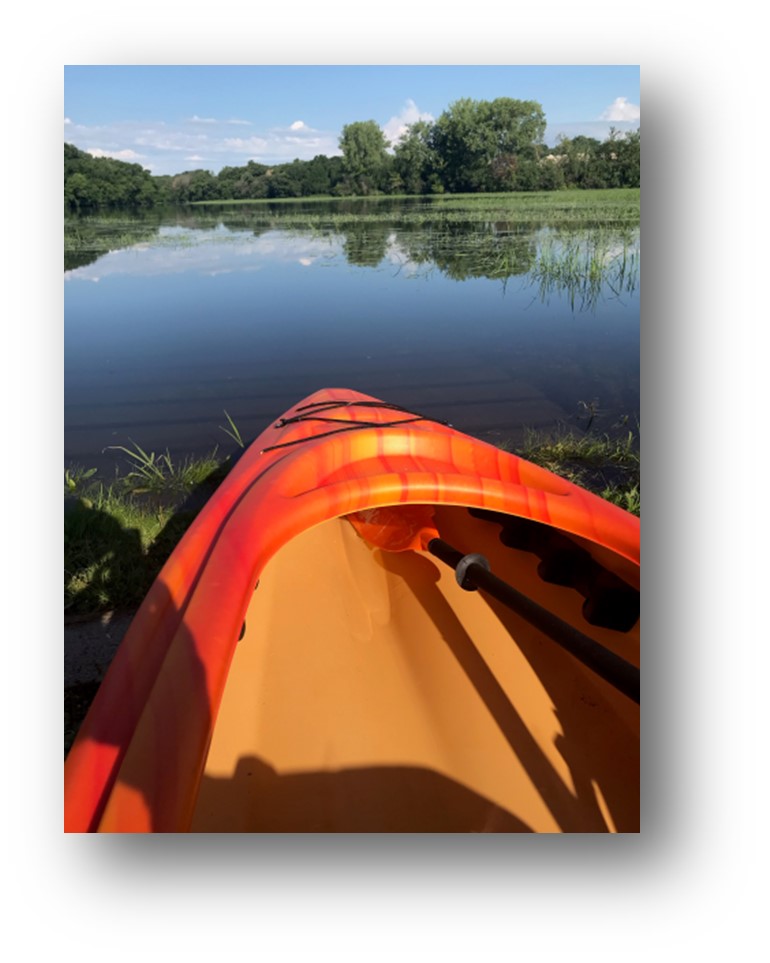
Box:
64;611;134;756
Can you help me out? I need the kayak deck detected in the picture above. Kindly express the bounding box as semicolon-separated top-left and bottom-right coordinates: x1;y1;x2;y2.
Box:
190;506;639;833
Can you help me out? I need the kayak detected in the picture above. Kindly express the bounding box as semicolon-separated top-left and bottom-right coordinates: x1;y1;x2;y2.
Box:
64;387;640;833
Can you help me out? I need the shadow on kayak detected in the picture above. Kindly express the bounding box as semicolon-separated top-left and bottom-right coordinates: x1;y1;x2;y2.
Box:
192;756;535;833
64;571;213;831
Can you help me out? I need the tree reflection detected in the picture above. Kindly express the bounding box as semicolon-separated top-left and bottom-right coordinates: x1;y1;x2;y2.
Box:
396;221;538;280
64;206;639;306
341;222;391;267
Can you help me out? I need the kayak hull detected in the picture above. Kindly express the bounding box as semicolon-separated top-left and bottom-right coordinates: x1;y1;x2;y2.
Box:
64;388;640;833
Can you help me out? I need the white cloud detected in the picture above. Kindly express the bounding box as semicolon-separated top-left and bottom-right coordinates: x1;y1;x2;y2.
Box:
87;147;144;161
223;136;270;152
600;97;640;122
189;115;217;124
382;99;434;147
64;117;72;125
65;116;340;174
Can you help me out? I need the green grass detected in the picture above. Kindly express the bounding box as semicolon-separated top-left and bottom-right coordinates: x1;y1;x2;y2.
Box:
65;483;197;617
193;186;638;209
531;229;639;309
514;424;640;516
65;428;238;617
105;441;224;495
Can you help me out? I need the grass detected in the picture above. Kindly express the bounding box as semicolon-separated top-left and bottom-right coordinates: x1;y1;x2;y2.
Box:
529;228;639;309
514;423;640;516
192;188;639;221
65;484;195;617
65;418;240;618
105;441;224;496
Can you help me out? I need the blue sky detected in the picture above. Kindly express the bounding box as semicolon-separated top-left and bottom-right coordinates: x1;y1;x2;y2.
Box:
64;65;640;176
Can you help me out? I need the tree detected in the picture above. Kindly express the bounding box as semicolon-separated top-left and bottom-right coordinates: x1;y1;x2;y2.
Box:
266;167;302;198
64;144;163;211
611;129;640;187
431;98;547;192
393;120;439;194
339;120;391;194
169;169;220;202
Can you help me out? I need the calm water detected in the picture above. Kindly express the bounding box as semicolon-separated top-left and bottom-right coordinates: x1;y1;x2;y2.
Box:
64;202;639;474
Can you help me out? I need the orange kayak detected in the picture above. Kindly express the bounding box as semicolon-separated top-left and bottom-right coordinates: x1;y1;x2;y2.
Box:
64;388;640;833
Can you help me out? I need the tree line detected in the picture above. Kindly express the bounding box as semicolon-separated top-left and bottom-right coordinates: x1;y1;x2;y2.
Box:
65;97;640;212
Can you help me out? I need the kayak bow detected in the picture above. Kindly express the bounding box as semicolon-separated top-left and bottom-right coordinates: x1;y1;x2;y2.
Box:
64;388;640;833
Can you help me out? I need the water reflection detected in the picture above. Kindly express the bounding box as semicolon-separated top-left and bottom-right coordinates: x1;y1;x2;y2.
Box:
65;215;639;298
64;203;639;474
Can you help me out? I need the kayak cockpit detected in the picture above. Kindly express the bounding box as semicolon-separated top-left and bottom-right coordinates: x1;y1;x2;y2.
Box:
190;506;639;832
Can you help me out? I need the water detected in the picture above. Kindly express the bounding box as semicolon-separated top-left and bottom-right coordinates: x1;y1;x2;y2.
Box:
64;202;639;474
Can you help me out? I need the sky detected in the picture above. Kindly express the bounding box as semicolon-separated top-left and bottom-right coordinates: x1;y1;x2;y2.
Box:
64;65;640;176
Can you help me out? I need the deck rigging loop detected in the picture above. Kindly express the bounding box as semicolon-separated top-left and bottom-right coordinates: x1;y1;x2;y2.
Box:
261;399;449;454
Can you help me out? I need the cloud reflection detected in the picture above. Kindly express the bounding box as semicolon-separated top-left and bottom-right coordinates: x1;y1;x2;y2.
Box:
64;228;345;282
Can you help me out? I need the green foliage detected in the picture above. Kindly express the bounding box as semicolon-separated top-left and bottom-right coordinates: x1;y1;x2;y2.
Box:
339;120;391;195
430;97;547;193
105;442;222;496
169;169;220;203
64;465;97;495
393;120;438;194
552;129;640;189
64;143;165;212
219;411;245;448
65;108;639;211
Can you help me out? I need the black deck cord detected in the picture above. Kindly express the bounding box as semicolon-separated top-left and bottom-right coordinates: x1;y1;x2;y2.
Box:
261;400;449;454
427;538;640;705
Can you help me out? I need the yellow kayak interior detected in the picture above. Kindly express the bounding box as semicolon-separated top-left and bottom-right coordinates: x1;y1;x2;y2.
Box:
190;506;639;833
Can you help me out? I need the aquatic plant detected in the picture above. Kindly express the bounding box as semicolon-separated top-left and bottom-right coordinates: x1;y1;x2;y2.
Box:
530;228;639;310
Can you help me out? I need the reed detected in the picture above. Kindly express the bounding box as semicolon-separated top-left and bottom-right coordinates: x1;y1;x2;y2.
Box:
104;442;222;495
530;229;639;309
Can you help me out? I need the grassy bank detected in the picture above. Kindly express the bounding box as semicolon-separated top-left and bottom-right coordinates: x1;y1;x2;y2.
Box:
64;445;232;619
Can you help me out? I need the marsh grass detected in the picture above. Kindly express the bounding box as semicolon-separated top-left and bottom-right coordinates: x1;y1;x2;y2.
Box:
531;229;639;310
64;216;164;268
193;188;639;225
